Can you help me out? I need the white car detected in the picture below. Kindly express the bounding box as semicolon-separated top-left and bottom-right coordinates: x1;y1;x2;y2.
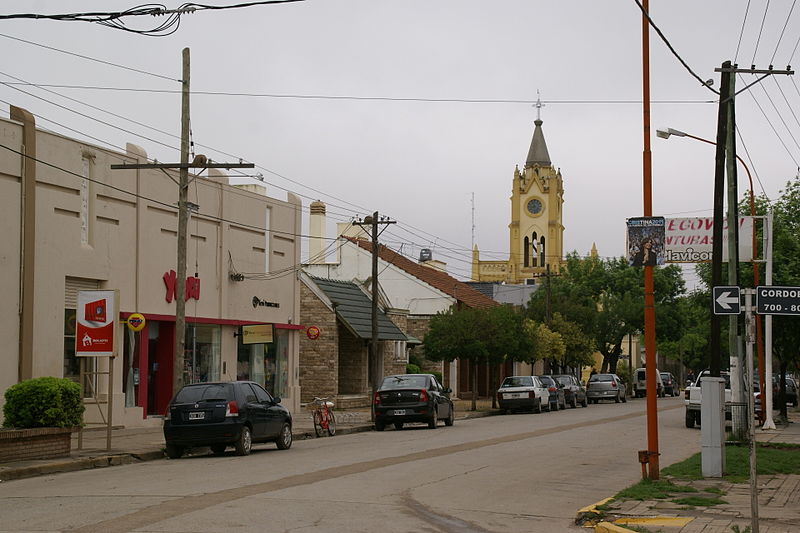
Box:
497;376;550;413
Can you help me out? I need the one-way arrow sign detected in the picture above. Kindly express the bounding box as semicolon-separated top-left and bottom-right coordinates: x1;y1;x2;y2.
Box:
713;286;741;315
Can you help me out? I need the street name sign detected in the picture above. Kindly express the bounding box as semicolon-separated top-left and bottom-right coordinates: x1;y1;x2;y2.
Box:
756;286;800;316
713;286;741;315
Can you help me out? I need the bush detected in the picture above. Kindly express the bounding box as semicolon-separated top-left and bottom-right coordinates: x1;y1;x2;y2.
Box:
3;377;84;428
406;363;421;374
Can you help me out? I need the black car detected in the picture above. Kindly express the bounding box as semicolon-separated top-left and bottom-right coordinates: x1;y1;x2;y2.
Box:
660;372;679;397
551;374;588;408
538;375;567;411
373;374;454;431
163;381;293;458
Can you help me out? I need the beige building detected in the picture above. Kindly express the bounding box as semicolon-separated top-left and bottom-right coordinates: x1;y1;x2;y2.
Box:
472;117;565;283
1;106;303;427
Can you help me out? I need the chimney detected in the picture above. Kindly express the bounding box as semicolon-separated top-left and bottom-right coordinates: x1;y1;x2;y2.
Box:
308;200;326;263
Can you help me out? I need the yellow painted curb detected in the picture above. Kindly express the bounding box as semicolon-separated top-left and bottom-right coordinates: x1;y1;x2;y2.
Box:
615;516;694;527
594;522;635;533
577;497;614;515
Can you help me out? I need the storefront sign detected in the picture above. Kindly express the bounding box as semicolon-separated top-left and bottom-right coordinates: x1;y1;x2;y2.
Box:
306;325;321;340
127;313;146;332
163;270;201;303
241;324;274;344
76;289;119;357
252;296;280;308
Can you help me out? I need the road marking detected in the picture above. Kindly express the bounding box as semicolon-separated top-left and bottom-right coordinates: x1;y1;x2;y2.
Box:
72;403;684;533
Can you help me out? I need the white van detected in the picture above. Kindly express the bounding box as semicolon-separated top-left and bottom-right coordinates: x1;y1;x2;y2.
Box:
633;368;664;398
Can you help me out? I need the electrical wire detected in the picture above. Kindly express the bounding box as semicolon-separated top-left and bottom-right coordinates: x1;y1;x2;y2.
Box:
751;0;772;66
770;0;797;64
735;0;752;64
757;81;800;153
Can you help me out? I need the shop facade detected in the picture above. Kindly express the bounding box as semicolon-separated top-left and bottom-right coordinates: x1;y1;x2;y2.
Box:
1;106;302;427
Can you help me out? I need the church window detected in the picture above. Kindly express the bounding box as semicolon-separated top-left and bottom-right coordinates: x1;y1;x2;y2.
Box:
523;236;530;267
539;236;546;266
531;232;538;267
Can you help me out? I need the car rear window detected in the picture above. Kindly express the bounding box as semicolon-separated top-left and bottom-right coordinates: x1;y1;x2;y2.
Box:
590;374;614;382
381;375;428;389
554;376;572;386
538;376;555;386
174;383;233;403
636;370;646;380
501;376;533;388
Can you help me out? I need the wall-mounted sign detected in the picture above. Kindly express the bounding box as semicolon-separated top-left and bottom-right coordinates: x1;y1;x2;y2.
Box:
241;324;274;344
163;270;201;303
306;325;321;340
252;296;280;308
76;289;119;357
127;313;146;332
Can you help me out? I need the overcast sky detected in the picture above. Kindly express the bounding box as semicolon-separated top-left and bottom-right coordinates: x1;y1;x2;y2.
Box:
2;1;798;286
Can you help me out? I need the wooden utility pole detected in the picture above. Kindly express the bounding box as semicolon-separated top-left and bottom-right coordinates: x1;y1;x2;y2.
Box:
353;212;395;416
111;48;252;396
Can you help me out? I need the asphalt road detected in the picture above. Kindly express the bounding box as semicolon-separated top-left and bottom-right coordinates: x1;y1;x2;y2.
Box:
0;396;697;533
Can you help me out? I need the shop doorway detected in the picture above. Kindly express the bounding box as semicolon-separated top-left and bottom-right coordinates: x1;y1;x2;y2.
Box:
147;322;175;416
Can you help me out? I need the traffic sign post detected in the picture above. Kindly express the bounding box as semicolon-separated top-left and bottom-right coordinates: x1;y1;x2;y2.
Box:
713;286;741;315
756;286;800;316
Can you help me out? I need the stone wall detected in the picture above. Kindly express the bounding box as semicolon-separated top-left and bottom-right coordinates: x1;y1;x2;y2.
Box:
407;316;443;374
299;283;338;403
338;323;367;394
0;427;71;462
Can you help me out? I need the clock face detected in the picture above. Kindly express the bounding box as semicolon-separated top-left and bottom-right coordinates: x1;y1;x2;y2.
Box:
526;198;543;215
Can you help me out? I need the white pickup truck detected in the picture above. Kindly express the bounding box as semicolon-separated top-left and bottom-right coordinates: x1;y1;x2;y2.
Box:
684;370;732;428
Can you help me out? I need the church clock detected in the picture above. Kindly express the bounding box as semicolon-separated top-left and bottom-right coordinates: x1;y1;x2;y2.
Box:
526;198;543;215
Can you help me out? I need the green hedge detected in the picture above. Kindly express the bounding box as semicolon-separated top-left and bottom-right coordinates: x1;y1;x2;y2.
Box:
3;377;84;428
406;363;421;374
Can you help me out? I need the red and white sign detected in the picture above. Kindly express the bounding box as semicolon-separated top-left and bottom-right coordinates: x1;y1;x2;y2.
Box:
306;326;321;340
76;290;119;357
664;216;754;263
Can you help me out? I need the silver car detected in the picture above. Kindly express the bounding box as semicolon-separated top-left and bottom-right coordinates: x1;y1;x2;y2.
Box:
587;373;627;404
497;375;550;413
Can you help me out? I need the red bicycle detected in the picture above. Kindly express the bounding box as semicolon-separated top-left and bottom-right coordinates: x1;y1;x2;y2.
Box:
309;397;336;437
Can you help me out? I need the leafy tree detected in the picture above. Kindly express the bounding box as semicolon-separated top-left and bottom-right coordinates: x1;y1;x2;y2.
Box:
523;319;565;370
424;304;533;410
549;312;596;372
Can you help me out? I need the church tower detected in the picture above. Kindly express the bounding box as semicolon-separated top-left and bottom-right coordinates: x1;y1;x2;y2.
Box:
472;104;564;283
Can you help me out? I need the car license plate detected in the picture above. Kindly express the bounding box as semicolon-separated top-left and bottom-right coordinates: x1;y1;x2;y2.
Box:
505;393;524;399
392;409;407;416
188;411;205;420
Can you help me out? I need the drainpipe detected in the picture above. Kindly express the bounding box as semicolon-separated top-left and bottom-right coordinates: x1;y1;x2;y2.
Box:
12;106;36;382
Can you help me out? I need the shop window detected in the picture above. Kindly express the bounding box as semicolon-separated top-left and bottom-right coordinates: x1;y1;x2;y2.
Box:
184;324;221;383
63;309;96;396
236;328;289;398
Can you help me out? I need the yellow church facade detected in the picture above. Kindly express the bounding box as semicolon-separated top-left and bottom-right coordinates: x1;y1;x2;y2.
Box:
472;118;564;283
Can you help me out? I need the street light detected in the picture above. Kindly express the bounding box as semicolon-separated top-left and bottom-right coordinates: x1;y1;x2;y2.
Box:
656;127;766;426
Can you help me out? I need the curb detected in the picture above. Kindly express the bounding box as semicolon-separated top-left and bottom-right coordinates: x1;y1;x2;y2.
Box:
594;522;635;533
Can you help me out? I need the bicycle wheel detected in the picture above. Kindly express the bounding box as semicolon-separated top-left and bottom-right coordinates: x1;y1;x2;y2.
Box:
326;410;336;436
313;410;324;437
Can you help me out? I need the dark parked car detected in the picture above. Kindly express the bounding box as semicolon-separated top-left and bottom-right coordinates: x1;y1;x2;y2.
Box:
497;375;549;413
163;381;293;458
551;374;587;408
538;375;567;411
587;373;627;404
373;374;454;431
660;372;679;397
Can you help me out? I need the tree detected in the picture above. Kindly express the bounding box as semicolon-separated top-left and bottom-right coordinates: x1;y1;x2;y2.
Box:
549;312;595;372
424;305;533;410
523;319;565;371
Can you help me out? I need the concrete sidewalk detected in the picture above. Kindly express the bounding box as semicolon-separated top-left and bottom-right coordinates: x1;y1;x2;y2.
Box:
0;398;498;482
581;408;800;533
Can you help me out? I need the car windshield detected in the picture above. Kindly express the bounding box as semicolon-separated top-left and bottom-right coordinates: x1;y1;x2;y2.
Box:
174;383;232;403
589;374;614;382
660;373;670;380
538;376;555;386
381;375;428;389
501;376;533;388
554;376;572;386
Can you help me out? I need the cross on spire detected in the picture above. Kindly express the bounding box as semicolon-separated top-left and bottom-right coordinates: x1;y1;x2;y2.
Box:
534;90;545;121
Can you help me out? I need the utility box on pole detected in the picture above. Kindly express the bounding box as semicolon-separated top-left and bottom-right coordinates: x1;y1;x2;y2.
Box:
701;376;726;477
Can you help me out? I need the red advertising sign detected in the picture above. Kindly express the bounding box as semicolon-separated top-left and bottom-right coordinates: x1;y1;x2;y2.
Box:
76;290;119;357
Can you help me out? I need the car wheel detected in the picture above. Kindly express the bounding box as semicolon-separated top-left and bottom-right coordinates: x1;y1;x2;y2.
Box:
560;398;567;410
444;405;455;426
499;408;507;415
234;426;252;456
615;393;621;403
534;399;542;414
581;397;588;408
276;422;293;450
210;445;226;456
165;443;184;459
685;410;695;428
326;411;336;437
570;396;577;408
552;401;559;412
428;407;438;429
394;422;404;430
374;421;385;431
622;394;627;403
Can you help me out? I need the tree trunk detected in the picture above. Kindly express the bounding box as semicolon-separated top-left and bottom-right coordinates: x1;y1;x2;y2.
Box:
471;360;478;411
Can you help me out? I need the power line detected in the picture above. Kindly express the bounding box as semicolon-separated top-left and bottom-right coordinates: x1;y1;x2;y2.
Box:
770;0;798;64
735;0;753;64
751;0;772;66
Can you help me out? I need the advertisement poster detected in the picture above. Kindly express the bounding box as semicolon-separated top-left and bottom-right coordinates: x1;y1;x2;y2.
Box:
663;217;754;263
626;217;666;267
76;289;119;357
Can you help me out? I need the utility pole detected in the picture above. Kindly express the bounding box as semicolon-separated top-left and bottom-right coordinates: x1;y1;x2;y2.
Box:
111;48;253;396
353;212;395;418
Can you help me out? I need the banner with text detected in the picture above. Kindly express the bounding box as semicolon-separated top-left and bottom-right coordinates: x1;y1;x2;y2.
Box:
664;217;753;263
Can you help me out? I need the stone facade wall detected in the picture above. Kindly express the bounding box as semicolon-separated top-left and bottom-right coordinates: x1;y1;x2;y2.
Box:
299;283;338;403
0;427;71;462
407;316;443;374
338;323;367;394
384;311;409;376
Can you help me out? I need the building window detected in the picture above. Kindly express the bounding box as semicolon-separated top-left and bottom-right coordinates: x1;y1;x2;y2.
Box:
63;308;96;396
184;324;221;383
531;232;538;267
539;236;546;266
394;340;408;363
523;236;529;267
236;328;289;398
80;156;91;245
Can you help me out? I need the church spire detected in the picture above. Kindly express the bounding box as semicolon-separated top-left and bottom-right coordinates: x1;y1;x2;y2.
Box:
525;92;551;167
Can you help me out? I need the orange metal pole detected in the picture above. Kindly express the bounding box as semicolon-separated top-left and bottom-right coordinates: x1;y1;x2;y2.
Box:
642;0;660;480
